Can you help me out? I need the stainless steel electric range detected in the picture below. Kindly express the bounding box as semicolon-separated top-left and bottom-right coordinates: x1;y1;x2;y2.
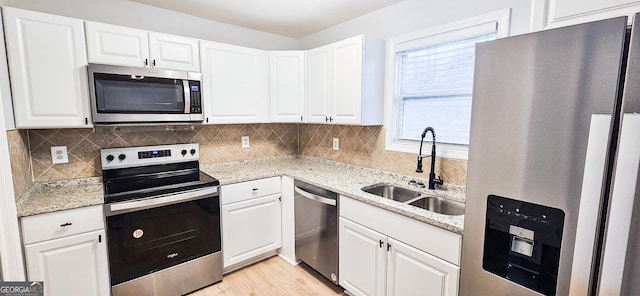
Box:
100;143;221;296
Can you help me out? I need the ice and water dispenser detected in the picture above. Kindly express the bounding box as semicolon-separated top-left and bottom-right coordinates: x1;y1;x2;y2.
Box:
482;195;565;295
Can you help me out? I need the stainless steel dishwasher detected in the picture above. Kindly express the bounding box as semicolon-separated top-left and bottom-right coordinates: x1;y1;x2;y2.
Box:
294;180;338;284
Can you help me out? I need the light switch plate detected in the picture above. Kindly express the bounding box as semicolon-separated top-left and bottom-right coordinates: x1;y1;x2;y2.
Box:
333;138;339;150
241;136;250;148
51;146;69;164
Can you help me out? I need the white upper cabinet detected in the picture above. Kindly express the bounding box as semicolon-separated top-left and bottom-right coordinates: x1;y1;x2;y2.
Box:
532;0;640;30
86;22;200;72
332;36;364;125
85;22;149;67
269;51;305;123
306;45;332;124
3;7;92;128
148;32;200;72
200;41;269;124
306;35;384;126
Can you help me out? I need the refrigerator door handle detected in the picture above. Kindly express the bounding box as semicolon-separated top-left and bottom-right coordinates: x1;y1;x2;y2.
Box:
598;113;640;295
568;115;612;296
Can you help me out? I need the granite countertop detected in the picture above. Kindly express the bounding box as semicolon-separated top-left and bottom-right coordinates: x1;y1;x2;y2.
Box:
16;156;465;234
16;177;104;217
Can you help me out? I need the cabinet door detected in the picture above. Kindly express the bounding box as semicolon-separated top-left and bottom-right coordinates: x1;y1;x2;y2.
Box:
222;194;282;269
387;237;460;296
332;36;363;125
85;21;149;67
270;51;305;123
24;230;109;296
3;7;91;128
149;32;200;72
532;0;640;30
306;45;332;124
200;41;269;124
339;217;386;296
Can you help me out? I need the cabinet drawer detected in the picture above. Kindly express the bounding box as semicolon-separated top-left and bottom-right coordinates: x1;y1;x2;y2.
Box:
21;205;104;245
221;177;281;205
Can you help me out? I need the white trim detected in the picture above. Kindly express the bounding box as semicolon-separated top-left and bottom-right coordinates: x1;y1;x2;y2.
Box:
384;9;511;160
531;0;639;31
0;13;14;130
0;85;25;280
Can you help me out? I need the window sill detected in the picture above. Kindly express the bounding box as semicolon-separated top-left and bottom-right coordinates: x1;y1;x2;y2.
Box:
385;139;468;160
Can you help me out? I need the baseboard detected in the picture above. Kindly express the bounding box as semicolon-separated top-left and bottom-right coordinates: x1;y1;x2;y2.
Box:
277;253;300;266
223;251;278;274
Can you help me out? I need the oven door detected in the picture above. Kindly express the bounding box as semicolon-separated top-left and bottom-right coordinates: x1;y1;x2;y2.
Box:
105;187;220;285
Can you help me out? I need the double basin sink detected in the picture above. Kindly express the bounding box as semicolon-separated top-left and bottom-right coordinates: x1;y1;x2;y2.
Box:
361;184;464;216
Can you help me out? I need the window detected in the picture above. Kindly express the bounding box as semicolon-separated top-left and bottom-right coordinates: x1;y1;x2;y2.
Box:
385;10;510;159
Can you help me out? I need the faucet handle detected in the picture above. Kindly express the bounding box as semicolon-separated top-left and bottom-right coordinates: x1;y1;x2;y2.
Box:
433;176;444;186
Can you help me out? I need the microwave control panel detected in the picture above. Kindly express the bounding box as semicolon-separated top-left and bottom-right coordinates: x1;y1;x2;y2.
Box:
189;81;202;114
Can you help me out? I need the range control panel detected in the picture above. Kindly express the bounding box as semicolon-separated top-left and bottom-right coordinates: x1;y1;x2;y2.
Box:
101;143;200;170
138;149;172;159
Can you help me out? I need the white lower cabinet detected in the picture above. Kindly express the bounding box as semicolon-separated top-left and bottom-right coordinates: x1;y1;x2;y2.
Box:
21;205;109;296
386;237;459;296
340;217;387;296
339;196;461;296
24;230;109;296
221;177;282;272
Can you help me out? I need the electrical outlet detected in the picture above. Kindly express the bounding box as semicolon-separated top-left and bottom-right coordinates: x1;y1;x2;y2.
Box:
51;146;69;164
333;138;339;150
241;136;250;148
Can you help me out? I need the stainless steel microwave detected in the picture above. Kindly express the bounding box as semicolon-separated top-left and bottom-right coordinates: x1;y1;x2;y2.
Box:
88;64;203;124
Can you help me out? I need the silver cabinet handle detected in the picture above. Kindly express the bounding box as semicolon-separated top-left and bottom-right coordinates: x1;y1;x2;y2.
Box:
294;186;336;206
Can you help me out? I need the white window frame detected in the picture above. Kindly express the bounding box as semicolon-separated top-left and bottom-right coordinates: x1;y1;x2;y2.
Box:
384;9;511;160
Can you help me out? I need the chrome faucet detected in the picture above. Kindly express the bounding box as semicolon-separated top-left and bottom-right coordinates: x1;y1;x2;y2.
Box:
416;127;443;190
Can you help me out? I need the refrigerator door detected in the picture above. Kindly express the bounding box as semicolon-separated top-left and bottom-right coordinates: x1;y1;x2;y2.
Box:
598;12;640;296
461;16;628;296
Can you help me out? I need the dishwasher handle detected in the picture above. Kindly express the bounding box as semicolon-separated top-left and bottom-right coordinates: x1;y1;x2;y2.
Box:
294;186;337;206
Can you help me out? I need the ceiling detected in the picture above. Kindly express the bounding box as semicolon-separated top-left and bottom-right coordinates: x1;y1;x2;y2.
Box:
130;0;404;38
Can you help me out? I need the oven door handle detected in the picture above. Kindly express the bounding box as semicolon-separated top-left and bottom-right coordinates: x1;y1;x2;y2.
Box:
294;186;336;206
106;186;219;216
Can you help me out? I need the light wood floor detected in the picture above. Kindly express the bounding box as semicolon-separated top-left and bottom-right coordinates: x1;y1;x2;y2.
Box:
189;256;348;296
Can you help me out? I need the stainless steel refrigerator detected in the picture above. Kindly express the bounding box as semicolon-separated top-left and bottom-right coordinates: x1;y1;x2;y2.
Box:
461;13;640;296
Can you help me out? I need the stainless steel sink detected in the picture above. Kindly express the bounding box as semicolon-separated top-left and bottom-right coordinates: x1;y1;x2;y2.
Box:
361;185;421;203
361;184;464;216
408;196;465;216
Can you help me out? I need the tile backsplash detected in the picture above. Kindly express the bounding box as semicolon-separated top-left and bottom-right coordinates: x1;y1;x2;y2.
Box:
7;129;31;200
7;123;468;200
26;124;298;182
299;125;468;187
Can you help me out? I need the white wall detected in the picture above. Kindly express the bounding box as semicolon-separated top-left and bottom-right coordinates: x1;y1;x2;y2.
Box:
0;0;299;50
299;0;533;49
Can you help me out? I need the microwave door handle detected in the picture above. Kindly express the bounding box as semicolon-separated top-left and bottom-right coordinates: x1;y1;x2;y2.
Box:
183;80;191;113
